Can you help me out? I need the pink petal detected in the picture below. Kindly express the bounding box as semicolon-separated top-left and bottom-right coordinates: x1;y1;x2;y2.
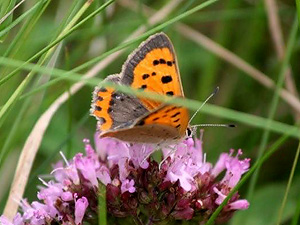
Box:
121;179;136;193
0;216;13;225
75;197;89;225
212;153;229;177
228;199;250;210
61;191;73;201
96;165;111;185
13;213;23;225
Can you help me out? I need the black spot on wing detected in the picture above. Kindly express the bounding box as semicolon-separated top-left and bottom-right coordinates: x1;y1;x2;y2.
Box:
166;91;174;96
161;75;173;84
171;112;180;118
159;58;166;64
95;106;102;111
165;106;177;113
99;87;107;92
142;74;150;80
109;99;115;106
167;61;173;66
139;85;147;89
153;60;159;66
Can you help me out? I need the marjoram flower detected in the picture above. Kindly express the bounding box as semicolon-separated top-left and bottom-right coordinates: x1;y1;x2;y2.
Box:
0;134;250;225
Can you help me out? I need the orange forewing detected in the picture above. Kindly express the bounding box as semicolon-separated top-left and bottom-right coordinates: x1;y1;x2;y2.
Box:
131;47;182;110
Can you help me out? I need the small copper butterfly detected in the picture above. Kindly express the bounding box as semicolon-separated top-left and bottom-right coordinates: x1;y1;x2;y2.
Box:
91;32;192;144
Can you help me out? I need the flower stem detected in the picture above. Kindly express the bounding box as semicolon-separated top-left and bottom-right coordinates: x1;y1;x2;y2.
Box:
98;183;107;225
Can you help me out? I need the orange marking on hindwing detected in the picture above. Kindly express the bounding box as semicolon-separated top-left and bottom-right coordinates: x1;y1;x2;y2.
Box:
93;87;114;131
141;105;189;136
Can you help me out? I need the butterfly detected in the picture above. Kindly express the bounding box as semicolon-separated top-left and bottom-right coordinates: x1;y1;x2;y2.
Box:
91;32;192;145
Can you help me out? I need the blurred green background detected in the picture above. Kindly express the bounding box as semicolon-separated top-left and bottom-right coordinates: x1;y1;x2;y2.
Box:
0;0;299;224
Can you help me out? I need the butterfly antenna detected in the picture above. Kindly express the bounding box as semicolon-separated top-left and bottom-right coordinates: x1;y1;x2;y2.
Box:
191;124;236;128
188;87;219;124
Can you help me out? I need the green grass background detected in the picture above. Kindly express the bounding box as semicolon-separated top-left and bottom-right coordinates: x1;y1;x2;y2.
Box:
0;0;299;224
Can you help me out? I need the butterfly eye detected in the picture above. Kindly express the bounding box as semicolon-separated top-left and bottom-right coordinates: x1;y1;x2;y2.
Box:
186;127;192;137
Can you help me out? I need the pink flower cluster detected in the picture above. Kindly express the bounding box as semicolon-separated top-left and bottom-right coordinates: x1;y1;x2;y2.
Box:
0;134;250;225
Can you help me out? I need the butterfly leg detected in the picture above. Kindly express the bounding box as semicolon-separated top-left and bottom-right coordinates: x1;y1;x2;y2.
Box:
141;144;156;166
158;145;177;170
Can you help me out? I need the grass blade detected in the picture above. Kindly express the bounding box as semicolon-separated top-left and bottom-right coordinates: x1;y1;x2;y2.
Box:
276;140;300;224
297;0;300;24
0;0;46;38
291;194;300;225
247;15;299;200
0;56;299;138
